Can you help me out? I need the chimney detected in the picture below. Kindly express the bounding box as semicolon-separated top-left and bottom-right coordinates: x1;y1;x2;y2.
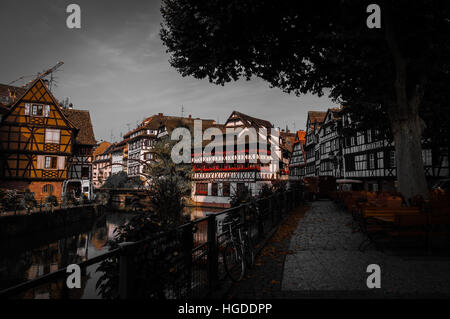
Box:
158;113;163;117
68;103;73;109
188;114;192;119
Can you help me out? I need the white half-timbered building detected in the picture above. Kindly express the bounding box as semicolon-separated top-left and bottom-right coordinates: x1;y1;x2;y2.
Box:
191;111;285;208
304;111;327;177
341;111;449;191
317;108;344;178
288;130;306;182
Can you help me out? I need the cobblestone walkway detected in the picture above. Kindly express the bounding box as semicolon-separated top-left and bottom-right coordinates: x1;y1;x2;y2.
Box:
224;205;308;299
282;200;450;297
224;200;450;298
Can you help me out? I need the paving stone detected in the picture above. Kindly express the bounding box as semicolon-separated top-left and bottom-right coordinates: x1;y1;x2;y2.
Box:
223;201;450;298
282;200;450;297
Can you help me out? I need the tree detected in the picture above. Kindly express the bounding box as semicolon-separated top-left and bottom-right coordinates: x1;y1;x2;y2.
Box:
101;171;143;189
160;0;450;200
96;140;192;298
142;139;192;225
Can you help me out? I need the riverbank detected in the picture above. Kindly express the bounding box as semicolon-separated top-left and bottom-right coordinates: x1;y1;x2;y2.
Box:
0;204;105;239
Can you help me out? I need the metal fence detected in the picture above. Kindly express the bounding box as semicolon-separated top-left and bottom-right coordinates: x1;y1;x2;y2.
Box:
0;188;303;299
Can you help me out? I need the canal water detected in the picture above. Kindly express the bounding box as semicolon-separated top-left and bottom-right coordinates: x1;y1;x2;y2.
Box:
0;207;224;299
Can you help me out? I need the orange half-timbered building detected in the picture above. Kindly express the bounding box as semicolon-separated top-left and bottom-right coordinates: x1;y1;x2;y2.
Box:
0;79;77;200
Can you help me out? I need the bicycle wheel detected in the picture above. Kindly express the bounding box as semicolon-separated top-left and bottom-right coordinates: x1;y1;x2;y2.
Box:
223;242;245;282
243;235;255;269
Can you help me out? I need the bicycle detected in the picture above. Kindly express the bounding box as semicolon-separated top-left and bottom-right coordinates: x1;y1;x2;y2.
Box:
222;215;255;282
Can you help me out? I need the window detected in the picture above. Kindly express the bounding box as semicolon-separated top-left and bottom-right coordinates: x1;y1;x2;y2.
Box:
357;132;365;145
422;149;432;166
45;129;60;144
222;183;230;197
389;151;396;168
377;151;384;168
367;130;372;143
355;154;367;170
369;153;376;169
195;183;208;195
42;184;54;194
31;104;46;116
211;183;218;196
45;156;57;169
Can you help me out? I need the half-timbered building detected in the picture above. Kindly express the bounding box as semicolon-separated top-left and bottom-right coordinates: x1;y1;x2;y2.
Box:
62;107;96;180
299;106;449;191
341;112;449;191
279;130;297;180
0;79;77;200
317;108;343;178
92;141;112;188
110;139;127;175
288;130;306;182
304;111;326;177
191;111;284;208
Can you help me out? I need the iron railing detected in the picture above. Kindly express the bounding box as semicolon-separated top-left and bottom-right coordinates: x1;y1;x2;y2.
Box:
0;188;303;299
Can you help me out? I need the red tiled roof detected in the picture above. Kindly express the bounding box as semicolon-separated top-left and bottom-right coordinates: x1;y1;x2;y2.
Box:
61;109;96;145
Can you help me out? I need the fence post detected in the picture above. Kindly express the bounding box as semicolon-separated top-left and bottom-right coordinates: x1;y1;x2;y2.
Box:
118;242;136;299
207;214;218;291
181;222;194;298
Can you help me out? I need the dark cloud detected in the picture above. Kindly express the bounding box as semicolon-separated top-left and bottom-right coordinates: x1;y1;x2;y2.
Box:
0;0;338;141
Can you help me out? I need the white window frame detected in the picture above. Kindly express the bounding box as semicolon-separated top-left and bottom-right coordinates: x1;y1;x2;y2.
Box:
45;129;60;144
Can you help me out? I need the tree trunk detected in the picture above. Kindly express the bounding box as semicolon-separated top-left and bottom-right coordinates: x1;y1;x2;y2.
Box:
383;3;429;202
389;112;429;202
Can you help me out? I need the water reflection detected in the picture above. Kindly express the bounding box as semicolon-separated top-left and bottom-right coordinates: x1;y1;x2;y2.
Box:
0;207;224;299
0;213;133;299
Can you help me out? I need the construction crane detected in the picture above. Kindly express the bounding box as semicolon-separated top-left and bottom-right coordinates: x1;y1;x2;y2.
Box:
22;61;64;88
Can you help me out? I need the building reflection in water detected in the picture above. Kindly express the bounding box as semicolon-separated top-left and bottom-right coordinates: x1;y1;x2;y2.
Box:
0;213;133;299
0;207;223;299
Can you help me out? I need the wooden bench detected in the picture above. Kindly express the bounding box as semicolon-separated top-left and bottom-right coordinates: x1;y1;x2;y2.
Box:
357;207;421;251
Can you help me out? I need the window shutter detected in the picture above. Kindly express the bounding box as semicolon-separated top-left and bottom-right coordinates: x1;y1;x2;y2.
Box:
44;105;50;117
36;155;44;169
57;156;65;170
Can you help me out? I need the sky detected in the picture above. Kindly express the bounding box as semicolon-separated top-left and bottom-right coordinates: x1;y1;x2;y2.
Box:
0;0;339;142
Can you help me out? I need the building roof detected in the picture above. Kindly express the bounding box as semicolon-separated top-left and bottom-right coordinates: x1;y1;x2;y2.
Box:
61;109;96;146
280;131;297;153
307;111;327;124
94;141;112;157
226;111;273;129
0;84;27;107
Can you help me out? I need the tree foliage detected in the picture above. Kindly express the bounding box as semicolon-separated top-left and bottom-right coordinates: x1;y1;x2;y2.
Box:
96;140;193;298
160;0;450;199
102;171;143;189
